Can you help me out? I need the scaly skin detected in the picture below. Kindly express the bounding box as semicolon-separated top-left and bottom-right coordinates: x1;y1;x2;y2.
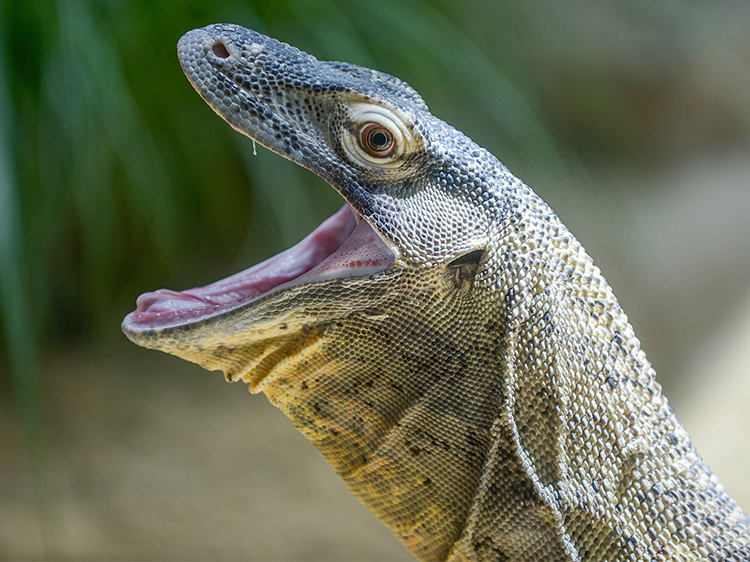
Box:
123;24;750;561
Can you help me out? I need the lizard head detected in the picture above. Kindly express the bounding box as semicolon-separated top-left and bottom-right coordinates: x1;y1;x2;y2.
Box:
122;24;508;380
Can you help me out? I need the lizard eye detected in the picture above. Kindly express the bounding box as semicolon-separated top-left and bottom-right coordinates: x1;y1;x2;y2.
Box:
361;124;395;157
341;103;418;172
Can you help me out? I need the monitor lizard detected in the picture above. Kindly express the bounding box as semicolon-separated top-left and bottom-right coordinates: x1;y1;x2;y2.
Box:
122;24;750;561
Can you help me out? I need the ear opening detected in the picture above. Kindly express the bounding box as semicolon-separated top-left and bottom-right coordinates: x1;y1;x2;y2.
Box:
446;249;485;291
448;249;484;268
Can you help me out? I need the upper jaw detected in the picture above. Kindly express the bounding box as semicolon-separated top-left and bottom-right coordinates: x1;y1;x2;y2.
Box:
177;25;399;213
122;204;396;335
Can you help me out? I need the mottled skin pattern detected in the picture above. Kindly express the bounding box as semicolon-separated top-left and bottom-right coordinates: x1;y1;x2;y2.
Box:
123;24;750;561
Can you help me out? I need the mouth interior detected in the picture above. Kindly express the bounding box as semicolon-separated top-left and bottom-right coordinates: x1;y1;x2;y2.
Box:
124;204;394;330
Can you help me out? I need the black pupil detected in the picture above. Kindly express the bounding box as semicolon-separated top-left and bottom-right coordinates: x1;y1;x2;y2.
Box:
369;130;389;150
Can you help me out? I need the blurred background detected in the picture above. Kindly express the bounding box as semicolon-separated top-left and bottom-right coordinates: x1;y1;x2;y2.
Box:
1;0;749;559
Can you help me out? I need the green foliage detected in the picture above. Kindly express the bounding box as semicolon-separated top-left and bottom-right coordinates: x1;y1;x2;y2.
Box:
0;3;40;427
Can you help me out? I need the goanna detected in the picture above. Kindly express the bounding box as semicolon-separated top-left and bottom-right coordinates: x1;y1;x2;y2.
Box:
122;24;750;562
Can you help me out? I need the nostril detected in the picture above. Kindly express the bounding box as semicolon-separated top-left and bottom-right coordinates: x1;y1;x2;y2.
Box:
212;42;230;59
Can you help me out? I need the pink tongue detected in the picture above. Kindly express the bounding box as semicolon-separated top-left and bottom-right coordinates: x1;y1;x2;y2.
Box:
125;204;394;329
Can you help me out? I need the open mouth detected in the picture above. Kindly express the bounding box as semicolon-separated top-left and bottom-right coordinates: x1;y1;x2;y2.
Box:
123;204;395;331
